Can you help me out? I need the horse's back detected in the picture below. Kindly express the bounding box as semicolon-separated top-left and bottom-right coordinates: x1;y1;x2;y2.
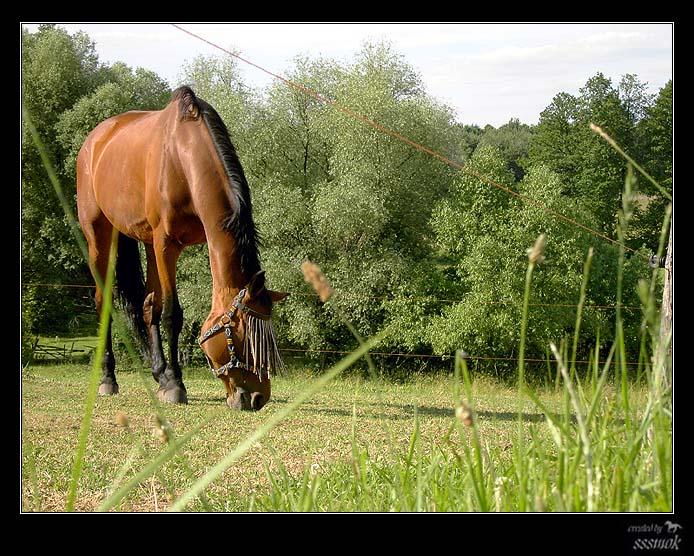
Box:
79;110;158;173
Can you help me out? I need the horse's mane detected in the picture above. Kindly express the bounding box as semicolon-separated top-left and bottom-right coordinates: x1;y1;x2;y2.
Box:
171;86;261;278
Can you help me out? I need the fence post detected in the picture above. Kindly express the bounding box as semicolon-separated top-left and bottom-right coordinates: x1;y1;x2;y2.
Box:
656;215;673;387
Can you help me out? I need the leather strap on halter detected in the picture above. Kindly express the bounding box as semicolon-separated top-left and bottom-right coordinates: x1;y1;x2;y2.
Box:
198;287;271;378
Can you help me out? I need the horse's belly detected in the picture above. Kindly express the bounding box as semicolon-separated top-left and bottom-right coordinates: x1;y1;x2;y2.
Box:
93;163;152;241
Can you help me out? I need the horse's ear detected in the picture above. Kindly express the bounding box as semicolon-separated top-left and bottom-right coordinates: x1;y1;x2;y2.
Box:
269;290;290;303
247;270;266;299
248;270;289;302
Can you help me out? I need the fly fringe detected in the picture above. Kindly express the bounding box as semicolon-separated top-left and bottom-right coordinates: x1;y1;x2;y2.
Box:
244;314;285;380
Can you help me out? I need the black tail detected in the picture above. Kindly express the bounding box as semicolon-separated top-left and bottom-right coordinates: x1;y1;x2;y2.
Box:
115;234;151;362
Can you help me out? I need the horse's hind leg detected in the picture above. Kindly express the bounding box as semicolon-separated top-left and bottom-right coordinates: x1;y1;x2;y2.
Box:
84;217;119;395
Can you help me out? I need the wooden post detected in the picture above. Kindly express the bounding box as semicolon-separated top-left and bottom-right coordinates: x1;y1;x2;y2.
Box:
656;217;673;387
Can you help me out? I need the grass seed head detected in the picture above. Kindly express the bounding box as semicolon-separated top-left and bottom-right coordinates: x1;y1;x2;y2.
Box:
153;415;169;443
528;233;547;265
456;403;474;426
115;411;130;429
301;261;334;302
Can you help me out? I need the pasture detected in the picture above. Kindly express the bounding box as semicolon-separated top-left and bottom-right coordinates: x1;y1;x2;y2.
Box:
21;354;670;513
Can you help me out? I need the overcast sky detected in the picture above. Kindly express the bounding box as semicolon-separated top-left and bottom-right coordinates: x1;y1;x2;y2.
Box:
23;22;673;127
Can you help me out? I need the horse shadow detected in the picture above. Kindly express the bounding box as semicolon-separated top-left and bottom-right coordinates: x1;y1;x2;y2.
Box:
298;399;559;423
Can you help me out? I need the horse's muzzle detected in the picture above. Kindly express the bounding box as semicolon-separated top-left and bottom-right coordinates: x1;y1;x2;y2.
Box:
227;386;266;411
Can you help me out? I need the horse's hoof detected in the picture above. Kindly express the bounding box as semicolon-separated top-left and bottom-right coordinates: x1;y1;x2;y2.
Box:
156;385;188;404
98;382;119;396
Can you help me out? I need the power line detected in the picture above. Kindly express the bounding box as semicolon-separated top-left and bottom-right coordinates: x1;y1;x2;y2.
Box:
171;24;646;259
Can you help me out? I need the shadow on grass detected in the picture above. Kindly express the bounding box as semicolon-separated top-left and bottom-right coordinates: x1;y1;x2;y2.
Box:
185;395;293;408
297;399;561;423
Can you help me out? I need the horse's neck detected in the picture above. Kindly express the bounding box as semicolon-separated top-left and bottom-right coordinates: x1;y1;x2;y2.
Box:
206;234;251;314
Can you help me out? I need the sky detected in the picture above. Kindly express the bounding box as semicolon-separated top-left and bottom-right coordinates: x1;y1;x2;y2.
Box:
22;22;673;127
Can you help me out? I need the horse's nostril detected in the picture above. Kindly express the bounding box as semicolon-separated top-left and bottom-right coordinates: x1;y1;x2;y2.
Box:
227;387;252;410
251;393;265;411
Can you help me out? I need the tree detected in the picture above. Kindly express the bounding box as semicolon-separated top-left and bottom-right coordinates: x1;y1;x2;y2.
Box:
527;73;633;234
477;118;534;180
428;144;640;375
618;73;655;125
177;42;460;355
22;25;105;335
630;80;672;250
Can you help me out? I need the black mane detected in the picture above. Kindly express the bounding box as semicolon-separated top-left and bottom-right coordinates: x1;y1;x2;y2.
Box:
171;86;261;278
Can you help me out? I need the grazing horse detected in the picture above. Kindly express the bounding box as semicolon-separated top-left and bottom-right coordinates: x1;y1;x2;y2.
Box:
77;86;287;410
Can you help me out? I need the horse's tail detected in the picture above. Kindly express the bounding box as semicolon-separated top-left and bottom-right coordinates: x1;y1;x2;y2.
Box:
115;234;151;362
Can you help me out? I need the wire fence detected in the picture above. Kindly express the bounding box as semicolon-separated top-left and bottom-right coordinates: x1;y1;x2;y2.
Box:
22;279;643;368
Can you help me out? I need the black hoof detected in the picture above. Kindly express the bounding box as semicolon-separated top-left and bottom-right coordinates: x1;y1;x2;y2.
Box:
156;383;188;404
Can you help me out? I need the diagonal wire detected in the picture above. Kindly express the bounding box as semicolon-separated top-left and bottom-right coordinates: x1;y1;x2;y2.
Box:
171;24;646;259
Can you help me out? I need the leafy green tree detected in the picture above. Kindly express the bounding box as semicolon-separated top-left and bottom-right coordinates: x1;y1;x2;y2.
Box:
527;73;633;234
618;73;656;125
427;144;644;375
297;42;459;350
631;80;672;250
22;25;104;335
178;42;460;355
454;123;484;164
477;118;534;180
175;50;661;372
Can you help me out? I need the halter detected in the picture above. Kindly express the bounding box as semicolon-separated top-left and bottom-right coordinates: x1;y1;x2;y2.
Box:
198;287;273;379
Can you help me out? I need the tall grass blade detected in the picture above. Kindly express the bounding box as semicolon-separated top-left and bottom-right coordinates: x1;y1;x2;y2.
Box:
97;416;215;511
515;233;545;511
66;227;118;511
570;247;593;379
550;342;594;511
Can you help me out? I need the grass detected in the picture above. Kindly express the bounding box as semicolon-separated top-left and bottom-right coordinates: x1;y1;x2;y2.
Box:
21;359;668;512
20;364;461;511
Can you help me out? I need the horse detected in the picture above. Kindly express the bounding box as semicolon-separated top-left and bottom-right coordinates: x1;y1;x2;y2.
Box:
664;521;682;533
77;86;288;410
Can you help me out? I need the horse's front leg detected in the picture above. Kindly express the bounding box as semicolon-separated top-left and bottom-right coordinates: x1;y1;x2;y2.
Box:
84;218;119;395
144;240;187;404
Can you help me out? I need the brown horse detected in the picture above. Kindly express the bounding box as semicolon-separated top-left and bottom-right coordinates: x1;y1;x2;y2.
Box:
77;86;287;410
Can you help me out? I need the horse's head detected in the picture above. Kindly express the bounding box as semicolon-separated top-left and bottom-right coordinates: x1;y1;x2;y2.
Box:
199;271;289;410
